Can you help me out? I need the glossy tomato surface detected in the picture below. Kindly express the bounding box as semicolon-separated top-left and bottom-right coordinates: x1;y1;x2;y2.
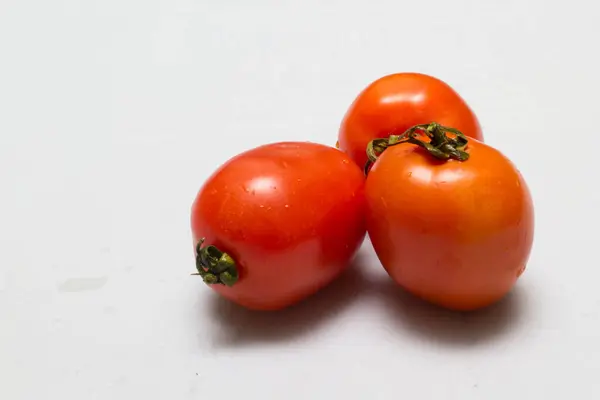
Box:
366;135;534;311
338;73;483;168
191;142;366;310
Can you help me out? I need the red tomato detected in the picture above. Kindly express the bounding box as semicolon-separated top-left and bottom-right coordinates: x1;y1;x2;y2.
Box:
365;123;534;311
338;72;483;169
190;142;366;310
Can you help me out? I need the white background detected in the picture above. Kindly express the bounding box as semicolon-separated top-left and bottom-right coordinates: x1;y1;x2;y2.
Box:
1;0;597;398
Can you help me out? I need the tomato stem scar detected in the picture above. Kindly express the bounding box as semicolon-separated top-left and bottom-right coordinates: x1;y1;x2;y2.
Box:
193;238;239;287
364;122;470;174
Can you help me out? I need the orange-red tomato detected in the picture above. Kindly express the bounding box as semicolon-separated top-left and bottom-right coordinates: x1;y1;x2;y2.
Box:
338;72;483;169
365;124;534;311
190;142;366;310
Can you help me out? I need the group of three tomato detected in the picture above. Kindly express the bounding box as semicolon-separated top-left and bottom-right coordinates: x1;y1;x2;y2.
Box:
190;72;534;312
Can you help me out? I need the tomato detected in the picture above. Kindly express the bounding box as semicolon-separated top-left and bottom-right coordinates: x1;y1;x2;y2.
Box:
338;72;483;169
365;123;534;311
190;142;366;310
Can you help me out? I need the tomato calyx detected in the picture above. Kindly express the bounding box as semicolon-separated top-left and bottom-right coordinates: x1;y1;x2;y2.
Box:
193;238;239;287
364;122;470;174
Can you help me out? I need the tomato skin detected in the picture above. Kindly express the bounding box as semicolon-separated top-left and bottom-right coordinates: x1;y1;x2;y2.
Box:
191;142;366;310
366;136;534;311
338;73;483;169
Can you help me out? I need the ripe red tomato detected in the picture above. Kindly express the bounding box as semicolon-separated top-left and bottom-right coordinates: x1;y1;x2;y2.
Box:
365;123;534;311
190;142;366;310
338;72;483;169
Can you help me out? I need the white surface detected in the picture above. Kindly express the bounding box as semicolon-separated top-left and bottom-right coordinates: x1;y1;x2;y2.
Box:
1;0;598;398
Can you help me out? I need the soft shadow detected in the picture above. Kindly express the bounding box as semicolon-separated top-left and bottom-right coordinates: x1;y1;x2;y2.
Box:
375;278;529;347
203;254;369;348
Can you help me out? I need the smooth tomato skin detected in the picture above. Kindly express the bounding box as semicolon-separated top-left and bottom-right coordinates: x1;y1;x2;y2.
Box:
366;137;534;311
191;142;366;310
338;73;483;168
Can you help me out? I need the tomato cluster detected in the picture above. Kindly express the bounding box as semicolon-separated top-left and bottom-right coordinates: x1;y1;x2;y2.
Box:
191;72;534;312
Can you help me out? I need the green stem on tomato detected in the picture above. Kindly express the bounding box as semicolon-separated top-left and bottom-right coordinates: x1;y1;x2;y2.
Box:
193;238;239;287
364;122;470;174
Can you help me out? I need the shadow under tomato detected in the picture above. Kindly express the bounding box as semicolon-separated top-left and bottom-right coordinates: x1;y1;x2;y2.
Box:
374;278;529;347
205;253;369;348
